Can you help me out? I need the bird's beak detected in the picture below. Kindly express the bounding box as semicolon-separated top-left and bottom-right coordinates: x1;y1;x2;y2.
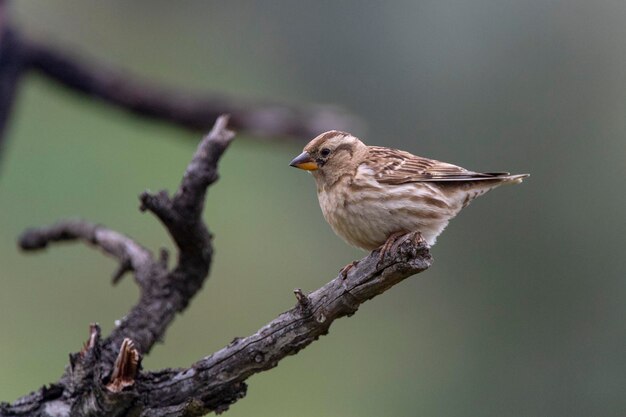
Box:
289;151;318;171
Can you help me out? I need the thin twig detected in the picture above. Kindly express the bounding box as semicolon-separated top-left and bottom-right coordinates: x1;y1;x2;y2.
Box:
19;219;154;284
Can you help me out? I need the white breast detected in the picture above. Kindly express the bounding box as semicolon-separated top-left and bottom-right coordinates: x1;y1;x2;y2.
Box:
316;165;466;250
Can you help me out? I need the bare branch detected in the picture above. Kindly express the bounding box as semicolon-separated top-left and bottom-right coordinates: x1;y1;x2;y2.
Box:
139;114;233;251
136;234;431;415
13;116;235;374
1;116;432;417
103;115;234;364
2;231;431;417
18;219;154;284
22;39;360;140
0;25;27;163
1;11;361;167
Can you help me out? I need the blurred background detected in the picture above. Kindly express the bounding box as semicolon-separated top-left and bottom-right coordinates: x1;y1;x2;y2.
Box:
1;1;625;416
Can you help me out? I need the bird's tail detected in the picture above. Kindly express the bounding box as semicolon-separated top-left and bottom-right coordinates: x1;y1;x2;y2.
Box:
456;173;528;209
498;173;530;185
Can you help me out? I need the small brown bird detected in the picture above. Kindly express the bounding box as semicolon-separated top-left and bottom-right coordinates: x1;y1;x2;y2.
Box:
289;131;528;257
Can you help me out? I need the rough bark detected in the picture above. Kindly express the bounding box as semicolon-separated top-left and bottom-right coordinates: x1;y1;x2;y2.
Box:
0;116;432;417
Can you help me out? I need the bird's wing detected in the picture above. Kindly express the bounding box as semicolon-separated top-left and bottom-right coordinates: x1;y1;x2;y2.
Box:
366;146;511;184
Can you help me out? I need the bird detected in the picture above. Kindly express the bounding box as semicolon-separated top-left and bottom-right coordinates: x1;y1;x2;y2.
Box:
289;130;528;270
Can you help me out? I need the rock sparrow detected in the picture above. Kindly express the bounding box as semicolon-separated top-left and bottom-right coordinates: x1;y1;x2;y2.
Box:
289;131;528;255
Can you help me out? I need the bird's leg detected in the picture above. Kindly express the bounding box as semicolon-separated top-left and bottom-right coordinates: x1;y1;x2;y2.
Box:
340;260;359;279
376;231;411;267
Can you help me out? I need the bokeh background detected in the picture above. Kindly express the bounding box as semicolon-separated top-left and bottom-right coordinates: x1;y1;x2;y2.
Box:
2;1;625;416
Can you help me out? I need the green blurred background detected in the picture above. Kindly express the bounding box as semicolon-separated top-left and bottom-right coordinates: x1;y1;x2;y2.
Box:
2;1;625;416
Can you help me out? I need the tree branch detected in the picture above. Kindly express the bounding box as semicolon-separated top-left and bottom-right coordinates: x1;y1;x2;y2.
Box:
0;23;27;157
1;115;432;417
0;3;361;169
137;233;431;416
4;116;235;417
19;219;154;284
103;115;234;366
22;39;360;140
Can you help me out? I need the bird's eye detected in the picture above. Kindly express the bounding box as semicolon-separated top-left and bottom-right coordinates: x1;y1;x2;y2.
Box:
320;148;331;158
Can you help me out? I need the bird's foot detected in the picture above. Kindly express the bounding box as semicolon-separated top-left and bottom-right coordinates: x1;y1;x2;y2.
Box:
376;231;424;267
340;260;359;279
409;231;426;246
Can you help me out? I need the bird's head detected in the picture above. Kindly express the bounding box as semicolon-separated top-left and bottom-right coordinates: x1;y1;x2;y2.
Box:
289;131;366;186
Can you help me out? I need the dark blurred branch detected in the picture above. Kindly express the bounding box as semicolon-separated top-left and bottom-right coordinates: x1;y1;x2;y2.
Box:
0;2;361;169
1;116;431;416
0;24;26;157
21;38;359;140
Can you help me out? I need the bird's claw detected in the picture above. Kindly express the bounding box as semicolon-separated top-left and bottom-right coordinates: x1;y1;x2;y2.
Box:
411;231;426;245
376;231;424;268
340;260;359;279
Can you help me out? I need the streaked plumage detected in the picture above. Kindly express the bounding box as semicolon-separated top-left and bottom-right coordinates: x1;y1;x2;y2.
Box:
290;131;528;250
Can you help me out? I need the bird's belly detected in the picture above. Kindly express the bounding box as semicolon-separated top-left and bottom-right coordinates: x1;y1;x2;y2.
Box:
318;184;459;250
